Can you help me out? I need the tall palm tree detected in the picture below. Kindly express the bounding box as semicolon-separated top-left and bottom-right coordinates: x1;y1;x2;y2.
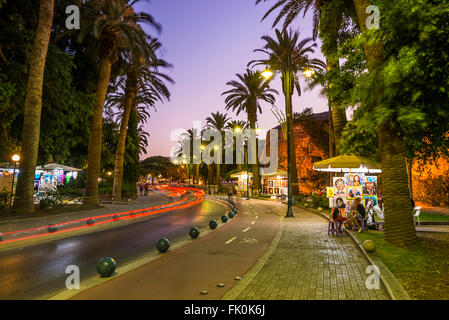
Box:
222;69;278;192
13;0;54;214
79;0;161;205
249;29;324;201
107;39;172;201
350;0;416;245
256;0;349;155
204;111;231;185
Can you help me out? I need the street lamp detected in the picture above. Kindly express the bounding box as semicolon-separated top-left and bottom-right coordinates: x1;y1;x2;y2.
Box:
260;67;315;217
10;154;20;208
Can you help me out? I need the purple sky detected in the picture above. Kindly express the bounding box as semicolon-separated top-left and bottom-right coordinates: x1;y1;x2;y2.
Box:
135;0;328;158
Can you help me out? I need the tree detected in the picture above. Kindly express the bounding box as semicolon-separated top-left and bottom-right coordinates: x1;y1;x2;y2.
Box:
222;69;278;192
249;29;324;199
256;0;355;155
204;111;231;185
13;0;54;214
79;0;161;205
107;38;172;201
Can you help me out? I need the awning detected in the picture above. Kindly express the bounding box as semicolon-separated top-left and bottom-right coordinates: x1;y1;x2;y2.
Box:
262;170;287;178
313;154;382;173
230;171;253;178
36;163;82;172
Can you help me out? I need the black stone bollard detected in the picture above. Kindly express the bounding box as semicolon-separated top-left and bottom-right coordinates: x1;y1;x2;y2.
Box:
189;227;200;239
97;257;117;277
156;238;170;252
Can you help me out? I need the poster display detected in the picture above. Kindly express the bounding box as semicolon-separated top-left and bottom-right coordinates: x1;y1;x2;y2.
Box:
345;173;365;186
363;176;377;196
333;177;346;197
333;196;346;217
347;186;363;199
326;187;335;198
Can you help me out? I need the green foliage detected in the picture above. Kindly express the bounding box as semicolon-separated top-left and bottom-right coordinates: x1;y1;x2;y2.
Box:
310;192;329;209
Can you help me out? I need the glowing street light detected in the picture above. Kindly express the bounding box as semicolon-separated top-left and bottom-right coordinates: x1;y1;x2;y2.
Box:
12;154;20;162
234;127;241;133
261;69;274;80
303;68;315;78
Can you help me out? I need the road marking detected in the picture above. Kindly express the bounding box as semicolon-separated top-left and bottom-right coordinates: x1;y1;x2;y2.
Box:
251;220;255;225
225;237;237;244
255;216;259;220
242;227;251;233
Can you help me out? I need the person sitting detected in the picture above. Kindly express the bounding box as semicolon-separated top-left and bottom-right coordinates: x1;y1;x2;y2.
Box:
373;198;384;220
345;197;365;232
332;197;347;234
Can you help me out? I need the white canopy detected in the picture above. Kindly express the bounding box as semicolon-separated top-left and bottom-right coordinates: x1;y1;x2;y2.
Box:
36;163;82;172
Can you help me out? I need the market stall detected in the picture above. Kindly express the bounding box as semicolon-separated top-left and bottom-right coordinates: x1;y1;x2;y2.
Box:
35;163;82;193
230;171;253;196
313;154;382;213
261;170;288;197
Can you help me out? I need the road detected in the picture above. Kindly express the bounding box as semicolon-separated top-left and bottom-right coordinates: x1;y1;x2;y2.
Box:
0;188;228;299
72;198;282;300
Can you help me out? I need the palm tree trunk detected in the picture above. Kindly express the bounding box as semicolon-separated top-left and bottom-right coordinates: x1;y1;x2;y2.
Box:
84;57;113;205
112;72;137;202
248;109;260;193
13;0;54;214
287;98;299;196
352;0;416;244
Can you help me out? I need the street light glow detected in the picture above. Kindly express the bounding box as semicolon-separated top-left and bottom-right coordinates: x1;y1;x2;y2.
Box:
303;69;315;78
261;69;274;80
12;154;20;162
234;127;241;133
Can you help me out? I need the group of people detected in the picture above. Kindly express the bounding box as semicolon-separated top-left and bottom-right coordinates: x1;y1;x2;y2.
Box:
137;181;151;195
331;197;384;234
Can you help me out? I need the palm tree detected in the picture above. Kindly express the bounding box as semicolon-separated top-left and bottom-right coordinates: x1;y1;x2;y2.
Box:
249;29;324;202
204;111;231;185
256;0;348;155
107;38;172;201
79;0;161;205
13;0;54;214
222;69;278;192
350;0;416;245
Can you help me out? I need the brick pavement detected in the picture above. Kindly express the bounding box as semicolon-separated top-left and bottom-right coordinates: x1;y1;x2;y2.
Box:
233;205;389;300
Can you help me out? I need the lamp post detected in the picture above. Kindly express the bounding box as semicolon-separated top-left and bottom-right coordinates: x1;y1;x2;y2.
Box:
262;67;315;217
10;154;20;208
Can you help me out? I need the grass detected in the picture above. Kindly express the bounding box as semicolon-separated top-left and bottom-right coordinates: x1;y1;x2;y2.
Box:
355;230;449;299
419;211;449;222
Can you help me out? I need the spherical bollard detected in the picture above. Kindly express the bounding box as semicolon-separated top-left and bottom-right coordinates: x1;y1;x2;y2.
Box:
317;207;323;212
189;227;200;239
156;238;170;252
232;207;238;214
48;224;58;233
86;218;95;225
221;215;229;223
209;220;218;230
362;239;376;252
97;257;116;277
228;212;235;219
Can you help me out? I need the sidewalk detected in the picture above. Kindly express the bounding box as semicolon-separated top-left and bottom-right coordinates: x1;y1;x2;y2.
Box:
223;206;389;300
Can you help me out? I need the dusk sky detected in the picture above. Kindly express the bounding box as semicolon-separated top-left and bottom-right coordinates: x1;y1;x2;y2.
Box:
135;0;328;158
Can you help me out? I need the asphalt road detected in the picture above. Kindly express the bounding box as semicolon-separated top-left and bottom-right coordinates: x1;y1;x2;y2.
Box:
72;198;282;300
0;192;227;299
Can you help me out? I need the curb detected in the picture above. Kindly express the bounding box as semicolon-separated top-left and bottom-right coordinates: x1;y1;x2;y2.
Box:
295;204;411;300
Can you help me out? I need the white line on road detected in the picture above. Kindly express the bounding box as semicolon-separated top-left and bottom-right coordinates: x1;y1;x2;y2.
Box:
242;227;251;233
251;220;256;225
255;216;259;219
225;237;237;244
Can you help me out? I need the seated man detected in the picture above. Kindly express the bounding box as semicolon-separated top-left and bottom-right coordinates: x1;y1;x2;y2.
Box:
345;197;365;232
